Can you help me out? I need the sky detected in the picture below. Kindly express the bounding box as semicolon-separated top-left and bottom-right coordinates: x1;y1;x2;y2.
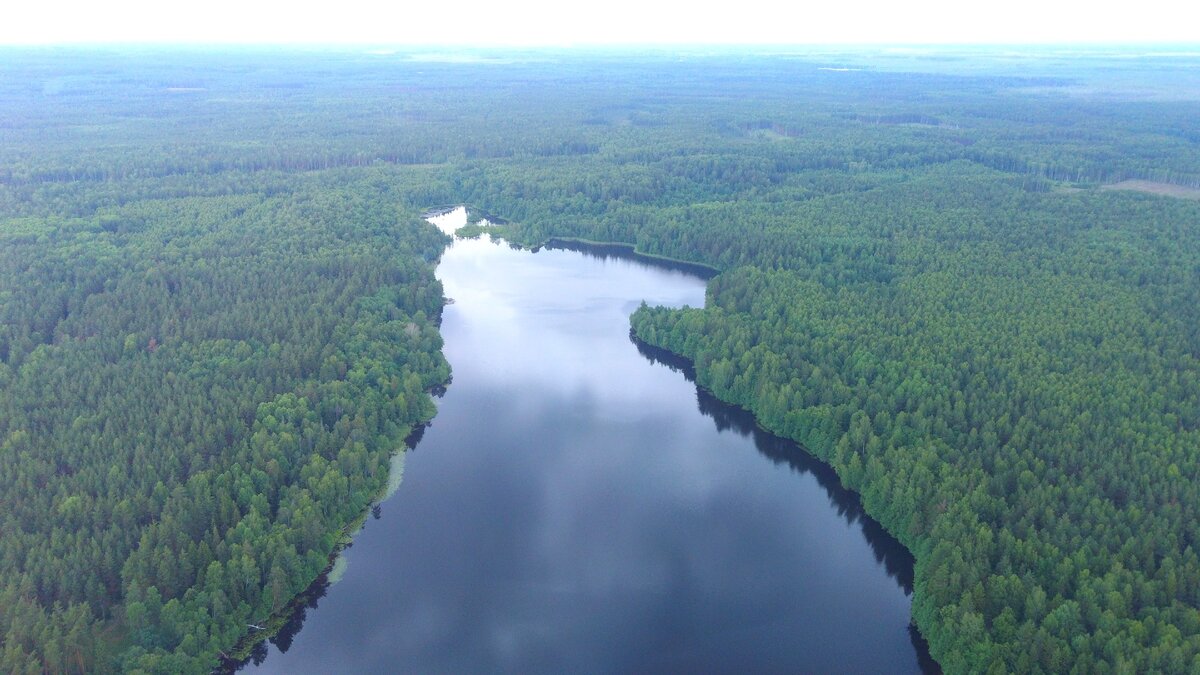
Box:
0;0;1197;45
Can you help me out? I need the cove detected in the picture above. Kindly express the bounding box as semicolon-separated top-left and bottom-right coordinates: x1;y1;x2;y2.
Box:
239;208;935;673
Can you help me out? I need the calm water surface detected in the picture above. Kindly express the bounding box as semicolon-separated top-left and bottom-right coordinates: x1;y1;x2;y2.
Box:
243;209;932;673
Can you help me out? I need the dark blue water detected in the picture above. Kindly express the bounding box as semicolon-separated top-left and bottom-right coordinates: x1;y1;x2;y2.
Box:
242;214;932;673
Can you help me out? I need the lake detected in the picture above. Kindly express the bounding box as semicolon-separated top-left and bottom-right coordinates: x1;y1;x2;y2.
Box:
240;208;933;673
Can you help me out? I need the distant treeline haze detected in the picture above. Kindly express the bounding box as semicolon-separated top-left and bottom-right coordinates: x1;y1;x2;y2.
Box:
1;49;1198;673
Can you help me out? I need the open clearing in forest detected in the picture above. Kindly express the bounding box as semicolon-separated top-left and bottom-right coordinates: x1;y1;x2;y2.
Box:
1102;180;1200;200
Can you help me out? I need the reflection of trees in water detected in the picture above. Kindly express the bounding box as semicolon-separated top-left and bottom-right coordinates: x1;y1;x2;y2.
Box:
910;624;942;674
228;423;435;672
266;576;329;658
235;329;938;674
225;572;331;672
631;332;914;589
404;422;429;449
698;387;917;592
543;238;718;280
632;332;941;673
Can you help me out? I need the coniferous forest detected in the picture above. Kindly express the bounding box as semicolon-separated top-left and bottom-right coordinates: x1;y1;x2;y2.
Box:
2;46;1200;672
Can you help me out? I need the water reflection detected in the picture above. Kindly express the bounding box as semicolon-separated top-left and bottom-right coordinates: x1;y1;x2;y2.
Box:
631;336;917;595
543;238;719;280
633;335;939;672
240;231;934;674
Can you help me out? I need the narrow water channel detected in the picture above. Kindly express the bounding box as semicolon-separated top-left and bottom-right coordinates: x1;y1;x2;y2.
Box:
241;208;933;673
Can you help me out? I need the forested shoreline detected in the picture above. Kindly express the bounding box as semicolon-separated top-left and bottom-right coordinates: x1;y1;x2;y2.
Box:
0;170;453;671
2;47;1200;672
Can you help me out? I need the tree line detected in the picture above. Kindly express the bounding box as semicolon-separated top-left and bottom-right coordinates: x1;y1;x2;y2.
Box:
2;46;1200;672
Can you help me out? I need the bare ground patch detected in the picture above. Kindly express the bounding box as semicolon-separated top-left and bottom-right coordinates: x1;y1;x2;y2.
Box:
1102;180;1200;200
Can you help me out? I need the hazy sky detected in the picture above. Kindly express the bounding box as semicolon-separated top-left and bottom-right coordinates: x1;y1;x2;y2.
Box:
1;0;1197;45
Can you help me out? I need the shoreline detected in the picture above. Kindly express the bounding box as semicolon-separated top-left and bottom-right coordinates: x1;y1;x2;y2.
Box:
230;204;933;672
540;237;721;279
448;206;934;669
628;331;940;673
218;421;433;672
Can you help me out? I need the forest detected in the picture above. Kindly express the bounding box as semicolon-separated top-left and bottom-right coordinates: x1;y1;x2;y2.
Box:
1;46;1199;672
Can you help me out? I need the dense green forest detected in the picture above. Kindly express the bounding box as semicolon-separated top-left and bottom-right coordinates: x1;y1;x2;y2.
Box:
2;46;1200;672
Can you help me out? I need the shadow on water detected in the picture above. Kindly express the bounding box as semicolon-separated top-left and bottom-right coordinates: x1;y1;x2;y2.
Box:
543;238;719;280
222;424;432;674
226;229;940;674
631;332;941;674
222;571;332;673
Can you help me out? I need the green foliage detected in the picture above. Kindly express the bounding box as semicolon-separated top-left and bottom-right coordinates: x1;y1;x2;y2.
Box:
3;46;1200;672
0;158;451;670
453;223;492;239
618;133;1200;674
